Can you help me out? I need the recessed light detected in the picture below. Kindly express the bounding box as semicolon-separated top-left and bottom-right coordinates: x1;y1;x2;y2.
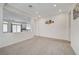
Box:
59;9;62;12
53;4;56;7
52;17;55;20
38;15;41;17
35;11;39;14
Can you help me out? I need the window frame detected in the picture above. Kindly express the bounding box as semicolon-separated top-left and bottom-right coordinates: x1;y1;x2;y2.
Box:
11;23;21;33
3;22;8;33
26;23;32;32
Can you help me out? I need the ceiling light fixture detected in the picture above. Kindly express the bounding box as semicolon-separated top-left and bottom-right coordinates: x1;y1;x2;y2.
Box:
53;4;56;7
59;9;62;12
35;11;39;14
38;15;41;18
45;20;54;24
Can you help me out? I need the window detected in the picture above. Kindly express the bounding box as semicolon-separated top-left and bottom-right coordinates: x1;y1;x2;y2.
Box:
26;24;31;29
12;23;21;32
12;24;17;32
3;22;8;32
17;25;21;32
26;24;32;32
2;21;32;33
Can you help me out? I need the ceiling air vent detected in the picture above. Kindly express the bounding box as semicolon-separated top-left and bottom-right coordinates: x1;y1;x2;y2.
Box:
28;5;32;8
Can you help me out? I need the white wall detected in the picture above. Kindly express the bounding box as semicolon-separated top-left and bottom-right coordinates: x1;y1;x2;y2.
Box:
71;17;79;54
0;4;34;48
35;13;70;41
69;4;79;54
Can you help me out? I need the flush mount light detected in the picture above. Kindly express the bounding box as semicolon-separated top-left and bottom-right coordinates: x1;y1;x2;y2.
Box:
52;17;55;20
59;9;62;12
53;4;56;7
38;15;41;18
35;11;39;14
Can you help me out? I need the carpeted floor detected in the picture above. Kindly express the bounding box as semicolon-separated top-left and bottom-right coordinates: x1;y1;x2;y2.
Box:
0;36;75;55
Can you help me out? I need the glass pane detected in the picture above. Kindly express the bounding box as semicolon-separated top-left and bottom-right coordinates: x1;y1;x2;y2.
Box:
17;25;21;32
26;24;32;32
26;24;31;29
12;25;17;32
3;24;8;32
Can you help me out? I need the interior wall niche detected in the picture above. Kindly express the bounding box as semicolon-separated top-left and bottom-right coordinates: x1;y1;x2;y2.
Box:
73;4;79;19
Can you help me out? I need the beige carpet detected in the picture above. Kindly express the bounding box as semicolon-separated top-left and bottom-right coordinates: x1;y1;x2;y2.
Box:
0;36;75;55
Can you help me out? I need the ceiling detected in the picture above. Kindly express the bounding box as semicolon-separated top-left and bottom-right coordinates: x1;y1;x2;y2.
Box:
6;3;75;19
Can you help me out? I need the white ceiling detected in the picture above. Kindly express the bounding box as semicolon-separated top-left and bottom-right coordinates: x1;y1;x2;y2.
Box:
7;3;74;19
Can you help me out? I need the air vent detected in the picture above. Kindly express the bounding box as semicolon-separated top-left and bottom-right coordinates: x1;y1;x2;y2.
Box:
28;5;32;8
4;3;8;6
